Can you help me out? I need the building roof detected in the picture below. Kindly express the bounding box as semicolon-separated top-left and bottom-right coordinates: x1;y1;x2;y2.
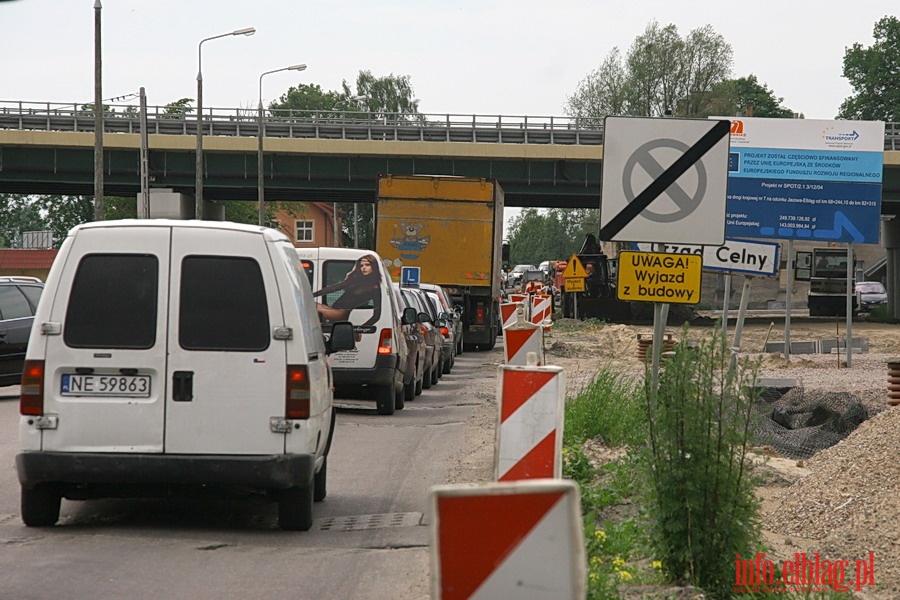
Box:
0;249;58;269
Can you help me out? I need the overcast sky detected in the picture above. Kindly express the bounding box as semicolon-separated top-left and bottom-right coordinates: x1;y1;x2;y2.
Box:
3;1;895;234
4;1;895;119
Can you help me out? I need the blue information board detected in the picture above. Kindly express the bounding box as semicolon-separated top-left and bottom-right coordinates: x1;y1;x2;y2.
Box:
716;118;885;244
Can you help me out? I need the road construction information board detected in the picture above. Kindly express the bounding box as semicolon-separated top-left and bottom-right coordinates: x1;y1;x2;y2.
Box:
616;251;702;304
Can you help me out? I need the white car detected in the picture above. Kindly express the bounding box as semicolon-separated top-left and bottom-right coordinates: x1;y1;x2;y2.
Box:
508;264;537;287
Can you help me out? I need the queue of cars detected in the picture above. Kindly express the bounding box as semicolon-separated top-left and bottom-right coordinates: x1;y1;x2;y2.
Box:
7;223;464;530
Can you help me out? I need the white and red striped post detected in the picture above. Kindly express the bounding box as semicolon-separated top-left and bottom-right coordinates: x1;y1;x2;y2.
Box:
430;479;585;600
499;301;520;330
502;307;544;366
530;293;552;330
495;354;565;481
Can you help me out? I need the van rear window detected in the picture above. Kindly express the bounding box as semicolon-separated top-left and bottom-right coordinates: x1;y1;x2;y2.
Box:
65;254;158;349
179;256;270;351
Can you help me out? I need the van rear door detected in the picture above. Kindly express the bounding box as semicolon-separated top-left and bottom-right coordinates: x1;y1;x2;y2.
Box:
40;226;169;453
165;228;286;454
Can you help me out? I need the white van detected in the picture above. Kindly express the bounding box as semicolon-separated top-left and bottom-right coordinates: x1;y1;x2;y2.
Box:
16;220;354;530
295;248;408;415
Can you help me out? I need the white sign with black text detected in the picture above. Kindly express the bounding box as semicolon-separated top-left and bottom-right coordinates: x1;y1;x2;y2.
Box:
631;239;780;277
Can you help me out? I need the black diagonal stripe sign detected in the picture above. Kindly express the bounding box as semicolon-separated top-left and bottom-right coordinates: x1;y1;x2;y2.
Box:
599;119;731;241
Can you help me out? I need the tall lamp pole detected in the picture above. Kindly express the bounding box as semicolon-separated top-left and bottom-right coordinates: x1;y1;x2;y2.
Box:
195;26;255;220
258;63;307;227
93;0;103;220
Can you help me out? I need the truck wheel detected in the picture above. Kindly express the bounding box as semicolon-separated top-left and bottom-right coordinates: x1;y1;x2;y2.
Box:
314;457;328;502
375;385;396;415
278;485;314;530
21;484;61;527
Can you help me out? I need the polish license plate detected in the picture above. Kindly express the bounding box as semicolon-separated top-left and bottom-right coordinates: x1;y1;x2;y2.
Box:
61;374;151;397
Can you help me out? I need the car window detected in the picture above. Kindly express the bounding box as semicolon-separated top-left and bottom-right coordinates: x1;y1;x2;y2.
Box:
857;283;886;294
180;256;270;352
64;254;158;349
0;285;33;320
283;247;326;356
19;285;43;312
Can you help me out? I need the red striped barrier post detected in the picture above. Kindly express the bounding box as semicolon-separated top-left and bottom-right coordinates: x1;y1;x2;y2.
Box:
502;310;543;366
430;479;585;600
496;357;565;481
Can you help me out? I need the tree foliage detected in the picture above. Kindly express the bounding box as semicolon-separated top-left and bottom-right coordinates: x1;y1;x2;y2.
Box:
0;195;47;247
566;20;734;119
704;75;795;118
269;69;421;123
506;208;599;265
838;16;900;121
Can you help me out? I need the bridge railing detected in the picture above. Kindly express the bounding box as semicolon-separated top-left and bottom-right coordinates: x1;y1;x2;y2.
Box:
0;100;898;150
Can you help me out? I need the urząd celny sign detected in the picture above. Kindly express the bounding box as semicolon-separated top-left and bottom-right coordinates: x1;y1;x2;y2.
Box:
715;117;884;244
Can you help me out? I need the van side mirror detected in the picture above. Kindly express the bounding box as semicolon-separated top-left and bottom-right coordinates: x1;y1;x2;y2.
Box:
401;306;418;325
326;321;356;354
418;311;432;324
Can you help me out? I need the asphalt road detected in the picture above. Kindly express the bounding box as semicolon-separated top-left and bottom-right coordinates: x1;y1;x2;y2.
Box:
0;350;498;600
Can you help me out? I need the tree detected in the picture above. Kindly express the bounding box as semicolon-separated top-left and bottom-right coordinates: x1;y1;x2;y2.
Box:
565;20;733;119
270;83;346;116
703;75;795;118
32;196;94;246
838;16;900;121
0;196;48;247
506;208;599;265
349;70;421;120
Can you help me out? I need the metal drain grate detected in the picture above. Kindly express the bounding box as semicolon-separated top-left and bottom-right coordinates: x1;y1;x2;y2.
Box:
315;512;423;532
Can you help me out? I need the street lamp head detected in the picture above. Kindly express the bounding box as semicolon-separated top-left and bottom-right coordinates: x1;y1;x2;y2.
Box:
289;64;308;72
232;27;256;36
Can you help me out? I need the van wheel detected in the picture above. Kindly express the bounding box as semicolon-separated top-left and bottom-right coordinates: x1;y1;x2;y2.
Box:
422;364;432;390
442;353;452;374
415;367;424;395
314;457;327;502
278;485;314;530
21;485;61;527
394;384;405;411
375;385;396;415
430;360;440;385
404;374;416;401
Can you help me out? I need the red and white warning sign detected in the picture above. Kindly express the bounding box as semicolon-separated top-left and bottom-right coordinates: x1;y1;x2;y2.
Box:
530;294;552;326
502;320;543;366
495;362;564;481
431;479;586;600
499;301;520;330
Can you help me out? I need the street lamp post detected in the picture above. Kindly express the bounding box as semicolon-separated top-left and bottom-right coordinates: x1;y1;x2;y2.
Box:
258;63;307;227
195;26;255;220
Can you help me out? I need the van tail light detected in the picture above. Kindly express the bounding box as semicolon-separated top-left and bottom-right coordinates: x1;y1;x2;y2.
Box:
419;324;428;337
286;365;310;419
378;329;393;355
440;325;450;339
20;360;45;416
476;304;485;324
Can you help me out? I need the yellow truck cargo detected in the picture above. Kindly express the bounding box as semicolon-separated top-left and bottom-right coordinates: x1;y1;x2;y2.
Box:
375;174;504;350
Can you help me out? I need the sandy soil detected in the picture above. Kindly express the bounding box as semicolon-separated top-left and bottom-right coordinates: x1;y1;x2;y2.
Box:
451;315;899;598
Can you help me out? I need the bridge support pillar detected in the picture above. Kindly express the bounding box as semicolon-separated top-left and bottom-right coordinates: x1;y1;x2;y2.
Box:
882;218;900;320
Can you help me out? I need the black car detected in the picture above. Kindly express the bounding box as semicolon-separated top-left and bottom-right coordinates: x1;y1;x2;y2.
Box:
0;276;44;387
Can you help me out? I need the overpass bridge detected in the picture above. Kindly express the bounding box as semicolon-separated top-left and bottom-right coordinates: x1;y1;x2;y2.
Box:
1;100;899;212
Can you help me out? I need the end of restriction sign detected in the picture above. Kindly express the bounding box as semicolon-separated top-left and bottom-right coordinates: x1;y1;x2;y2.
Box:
616;251;702;304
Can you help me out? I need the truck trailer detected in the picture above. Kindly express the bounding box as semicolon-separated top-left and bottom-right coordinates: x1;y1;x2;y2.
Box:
375;174;503;351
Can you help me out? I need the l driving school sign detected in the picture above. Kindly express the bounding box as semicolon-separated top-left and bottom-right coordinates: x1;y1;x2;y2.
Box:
617;251;702;304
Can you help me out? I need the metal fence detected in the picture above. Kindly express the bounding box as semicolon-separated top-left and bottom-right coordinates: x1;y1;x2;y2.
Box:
0;100;605;145
2;100;898;150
